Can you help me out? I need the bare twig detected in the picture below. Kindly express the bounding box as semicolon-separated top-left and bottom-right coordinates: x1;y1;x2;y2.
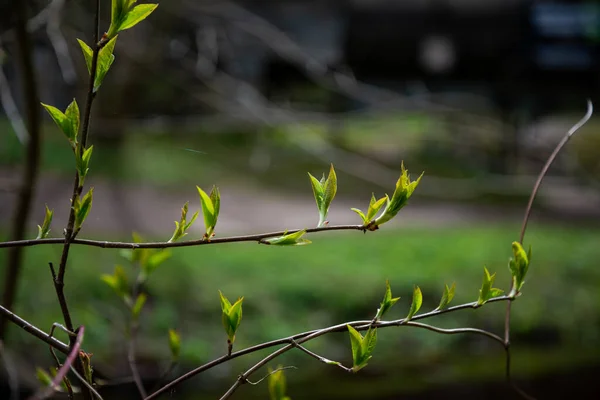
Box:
244;366;297;385
0;306;69;353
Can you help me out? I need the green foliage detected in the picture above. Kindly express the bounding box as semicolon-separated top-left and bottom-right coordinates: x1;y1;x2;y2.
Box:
435;282;456;311
347;325;377;372
41;99;79;148
197;185;220;239
508;242;531;295
168;329;181;361
375;280;400;321
35;367;53;387
477;267;504;306
268;366;291;400
264;230;311;246
219;291;244;345
107;0;158;38
406;286;423;321
73;187;94;233
373;163;423;228
79;351;94;384
308;164;337;227
120;233;171;280
168;202;199;243
101;265;130;302
77;35;118;92
36;205;53;239
351;193;387;225
132;293;147;320
76;145;94;186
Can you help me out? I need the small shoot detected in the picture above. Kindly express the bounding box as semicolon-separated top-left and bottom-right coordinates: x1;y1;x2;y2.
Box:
107;0;159;39
101;265;130;303
508;241;531;296
36;205;54;239
374;280;400;321
197;185;220;239
77;35;118;92
168;329;181;362
263;230;311;246
371;163;423;229
477;267;504;306
406;286;423;321
41;99;79;148
435;282;456;311
168;202;199;243
351;193;387;226
73;187;94;234
76;145;94;186
308;164;337;227
219;290;244;354
347;325;377;373
79;351;94;384
268;365;291;400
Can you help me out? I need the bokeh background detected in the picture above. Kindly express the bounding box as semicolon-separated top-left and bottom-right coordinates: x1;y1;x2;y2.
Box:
2;0;600;398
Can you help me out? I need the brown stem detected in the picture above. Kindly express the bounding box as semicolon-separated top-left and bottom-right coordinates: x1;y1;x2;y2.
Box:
0;0;42;340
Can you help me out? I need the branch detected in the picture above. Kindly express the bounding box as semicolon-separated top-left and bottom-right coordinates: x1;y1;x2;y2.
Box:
144;295;510;400
0;224;366;249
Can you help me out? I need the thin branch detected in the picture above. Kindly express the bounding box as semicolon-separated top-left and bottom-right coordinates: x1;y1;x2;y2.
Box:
0;224;366;250
403;321;504;346
244;366;297;386
145;295;510;400
29;327;85;400
291;341;352;373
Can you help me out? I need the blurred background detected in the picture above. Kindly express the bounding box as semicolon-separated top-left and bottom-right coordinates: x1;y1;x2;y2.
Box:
1;0;600;398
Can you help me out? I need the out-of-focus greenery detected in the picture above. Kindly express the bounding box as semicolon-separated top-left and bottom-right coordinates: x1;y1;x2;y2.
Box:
4;223;599;388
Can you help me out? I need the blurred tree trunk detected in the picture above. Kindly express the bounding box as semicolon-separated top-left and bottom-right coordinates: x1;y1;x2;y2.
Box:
0;0;42;339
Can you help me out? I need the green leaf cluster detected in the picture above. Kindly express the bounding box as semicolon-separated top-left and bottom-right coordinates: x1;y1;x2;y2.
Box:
73;188;93;233
406;286;423;320
168;202;199;242
76;145;94;186
78;36;118;92
268;366;291;400
508;241;531;295
107;0;158;39
351;193;386;226
264;230;311;246
308;164;337;227
197;186;220;239
477;267;504;305
374;162;423;227
36;205;54;239
435;282;456;311
374;280;400;321
41;99;79;148
219;291;244;345
120;233;172;280
347;325;377;373
101;265;130;303
168;329;181;361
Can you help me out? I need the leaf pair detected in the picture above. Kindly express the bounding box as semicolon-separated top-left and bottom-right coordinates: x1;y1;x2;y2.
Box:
78;36;118;93
168;202;199;243
374;280;400;321
435;282;456;311
347;326;377;372
76;145;94;186
197;186;220;239
73;188;93;233
351;193;386;227
264;230;311;246
219;291;243;346
308;164;337;227
477;267;504;305
508;242;531;295
41;99;79;148
36;205;54;239
107;0;159;39
268;366;291;400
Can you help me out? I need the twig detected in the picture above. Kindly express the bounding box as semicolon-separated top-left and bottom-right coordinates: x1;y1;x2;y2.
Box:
0;0;42;340
503;100;592;400
291;341;352;372
244;366;297;385
29;327;85;400
145;295;510;400
0;224;366;249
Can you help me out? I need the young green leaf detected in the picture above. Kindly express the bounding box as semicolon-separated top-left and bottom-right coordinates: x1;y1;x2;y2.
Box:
350;208;368;224
168;329;181;361
76;145;94;186
366;193;387;222
268;365;289;400
374;162;423;228
101;265;129;299
118;3;158;32
107;1;158;38
263;230;311;246
36;205;54;239
168;202;198;242
41;100;79;146
477;267;504;305
219;291;244;344
375;280;400;321
406;286;423;320
80;351;94;384
508;241;531;295
435;282;456;311
131;293;147;320
94;35;118;92
347;325;377;372
65;99;80;144
197;186;219;238
36;367;54;387
77;39;93;72
143;250;171;276
308;164;337;227
73;187;94;232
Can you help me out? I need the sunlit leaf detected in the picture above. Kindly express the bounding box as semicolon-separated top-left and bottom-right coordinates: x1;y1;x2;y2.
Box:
264;230;311;246
436;282;456;311
406;286;422;320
